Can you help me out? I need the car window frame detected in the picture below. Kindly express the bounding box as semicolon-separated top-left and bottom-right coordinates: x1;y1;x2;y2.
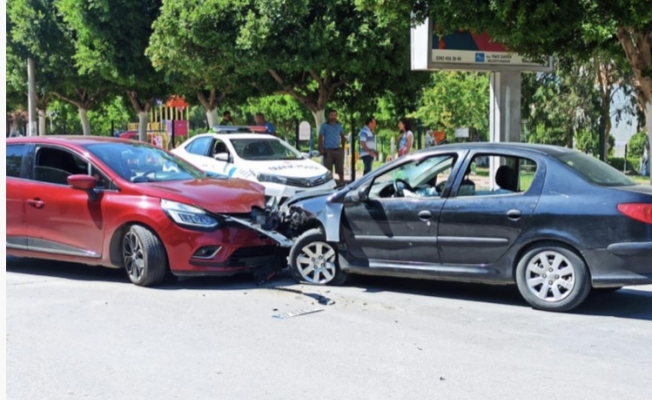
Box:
448;150;545;199
186;136;213;157
29;144;119;192
6;143;32;180
365;152;463;202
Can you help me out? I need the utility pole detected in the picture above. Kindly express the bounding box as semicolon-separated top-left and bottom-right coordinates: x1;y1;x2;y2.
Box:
27;58;37;136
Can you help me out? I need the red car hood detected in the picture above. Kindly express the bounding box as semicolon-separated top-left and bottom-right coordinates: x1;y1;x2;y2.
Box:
140;178;266;214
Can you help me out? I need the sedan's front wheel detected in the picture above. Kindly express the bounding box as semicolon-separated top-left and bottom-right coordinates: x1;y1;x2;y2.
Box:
515;243;591;312
289;229;348;286
122;225;167;287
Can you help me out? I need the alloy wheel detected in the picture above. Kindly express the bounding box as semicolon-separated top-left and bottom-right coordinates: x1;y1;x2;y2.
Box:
123;231;145;281
296;241;337;284
525;251;575;302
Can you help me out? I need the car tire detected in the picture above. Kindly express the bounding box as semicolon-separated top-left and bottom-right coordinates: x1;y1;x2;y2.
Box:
122;225;168;287
289;228;348;286
515;243;591;312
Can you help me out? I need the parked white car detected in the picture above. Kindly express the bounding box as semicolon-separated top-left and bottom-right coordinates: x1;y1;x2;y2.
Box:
172;129;336;201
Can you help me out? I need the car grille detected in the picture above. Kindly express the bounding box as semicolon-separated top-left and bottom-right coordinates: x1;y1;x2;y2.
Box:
225;246;285;267
284;175;330;188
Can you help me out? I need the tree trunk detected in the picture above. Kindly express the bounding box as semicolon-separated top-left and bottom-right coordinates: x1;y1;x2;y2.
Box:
138;111;149;142
206;108;218;127
311;109;326;132
38;109;47;136
79;108;91;136
645;101;652;184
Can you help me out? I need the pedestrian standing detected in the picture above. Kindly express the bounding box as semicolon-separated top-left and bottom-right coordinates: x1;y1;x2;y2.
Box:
319;110;346;185
397;118;414;157
219;111;233;126
359;116;378;175
255;113;276;135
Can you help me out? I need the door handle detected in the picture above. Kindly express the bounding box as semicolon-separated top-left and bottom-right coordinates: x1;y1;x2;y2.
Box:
27;199;45;209
506;209;522;220
418;210;432;221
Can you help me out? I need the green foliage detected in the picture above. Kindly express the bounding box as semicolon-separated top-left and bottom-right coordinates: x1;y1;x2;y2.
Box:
57;0;169;107
413;71;490;141
628;131;649;156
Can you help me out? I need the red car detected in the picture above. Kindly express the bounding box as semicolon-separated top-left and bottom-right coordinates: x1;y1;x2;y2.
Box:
6;136;291;286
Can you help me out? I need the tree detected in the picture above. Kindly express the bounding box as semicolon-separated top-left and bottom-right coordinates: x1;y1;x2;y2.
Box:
57;0;170;140
363;0;652;181
413;71;490;141
8;0;109;135
238;0;423;128
147;0;265;128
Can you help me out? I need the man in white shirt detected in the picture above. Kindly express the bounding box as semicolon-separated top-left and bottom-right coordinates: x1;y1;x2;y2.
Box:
359;116;378;175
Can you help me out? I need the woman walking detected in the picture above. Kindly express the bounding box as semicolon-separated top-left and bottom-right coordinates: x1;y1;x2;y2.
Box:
397;118;414;157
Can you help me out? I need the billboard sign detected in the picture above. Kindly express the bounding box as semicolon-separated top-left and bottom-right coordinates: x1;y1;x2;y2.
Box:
411;18;553;72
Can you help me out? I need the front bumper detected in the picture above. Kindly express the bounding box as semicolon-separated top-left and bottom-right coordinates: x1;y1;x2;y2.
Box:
583;241;652;287
263;180;337;202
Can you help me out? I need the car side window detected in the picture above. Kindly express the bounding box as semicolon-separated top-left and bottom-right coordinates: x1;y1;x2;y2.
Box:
7;144;27;178
458;154;538;197
186;137;213;156
32;146;114;189
210;139;230;157
368;154;458;199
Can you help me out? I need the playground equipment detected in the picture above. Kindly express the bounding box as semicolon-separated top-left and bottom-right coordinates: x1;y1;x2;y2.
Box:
126;95;190;148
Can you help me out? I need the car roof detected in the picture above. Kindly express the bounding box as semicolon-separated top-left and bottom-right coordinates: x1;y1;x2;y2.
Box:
6;135;135;146
416;142;575;157
210;125;269;134
194;132;281;140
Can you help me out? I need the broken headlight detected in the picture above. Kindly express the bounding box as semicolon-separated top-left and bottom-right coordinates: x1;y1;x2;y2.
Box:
161;199;218;229
257;173;287;185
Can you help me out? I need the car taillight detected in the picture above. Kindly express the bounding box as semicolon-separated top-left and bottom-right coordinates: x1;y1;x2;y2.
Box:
617;203;652;225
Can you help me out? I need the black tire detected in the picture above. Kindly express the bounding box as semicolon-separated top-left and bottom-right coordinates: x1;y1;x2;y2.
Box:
289;228;348;286
515;243;591;312
122;225;168;287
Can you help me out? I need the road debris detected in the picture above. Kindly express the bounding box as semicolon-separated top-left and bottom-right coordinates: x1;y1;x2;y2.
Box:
273;308;324;319
272;287;335;305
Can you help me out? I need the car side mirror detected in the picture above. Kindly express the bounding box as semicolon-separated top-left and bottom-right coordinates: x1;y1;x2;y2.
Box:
345;184;370;203
214;152;230;162
67;174;96;190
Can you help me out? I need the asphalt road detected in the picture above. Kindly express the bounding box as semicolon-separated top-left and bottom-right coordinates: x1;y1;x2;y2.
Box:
6;256;652;400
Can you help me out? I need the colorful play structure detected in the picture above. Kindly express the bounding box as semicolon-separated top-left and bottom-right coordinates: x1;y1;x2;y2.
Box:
124;96;190;148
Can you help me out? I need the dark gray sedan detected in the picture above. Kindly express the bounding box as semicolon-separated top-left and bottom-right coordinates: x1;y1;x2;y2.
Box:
277;143;652;312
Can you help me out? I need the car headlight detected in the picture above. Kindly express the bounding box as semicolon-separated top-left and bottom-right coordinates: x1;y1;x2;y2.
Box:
161;199;218;229
257;173;287;184
324;171;333;181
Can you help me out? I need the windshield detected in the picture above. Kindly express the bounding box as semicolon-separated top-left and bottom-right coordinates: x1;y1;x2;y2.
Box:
553;151;637;187
231;138;302;160
84;142;207;183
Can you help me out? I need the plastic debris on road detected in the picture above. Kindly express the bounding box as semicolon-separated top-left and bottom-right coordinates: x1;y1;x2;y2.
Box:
273;308;325;319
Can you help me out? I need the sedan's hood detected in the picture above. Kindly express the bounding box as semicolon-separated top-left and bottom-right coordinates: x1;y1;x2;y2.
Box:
140;178;266;213
282;187;342;208
248;159;328;178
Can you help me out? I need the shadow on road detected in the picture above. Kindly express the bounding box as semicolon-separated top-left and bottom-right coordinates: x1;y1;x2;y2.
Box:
7;256;652;321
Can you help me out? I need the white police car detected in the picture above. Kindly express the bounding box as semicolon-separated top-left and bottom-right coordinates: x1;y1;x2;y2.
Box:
172;127;336;202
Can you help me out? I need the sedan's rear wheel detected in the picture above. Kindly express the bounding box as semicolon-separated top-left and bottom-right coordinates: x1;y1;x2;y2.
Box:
515;243;591;312
289;229;348;286
122;225;167;287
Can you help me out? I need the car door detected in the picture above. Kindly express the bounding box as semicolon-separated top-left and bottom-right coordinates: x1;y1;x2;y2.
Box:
340;153;463;266
6;143;33;250
182;136;214;168
437;151;546;266
25;144;107;259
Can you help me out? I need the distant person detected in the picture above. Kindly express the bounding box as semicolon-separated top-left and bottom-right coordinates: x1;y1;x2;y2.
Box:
255;113;276;135
397;118;414;157
434;130;447;145
219;111;233;126
359;116;378;175
319;110;346;185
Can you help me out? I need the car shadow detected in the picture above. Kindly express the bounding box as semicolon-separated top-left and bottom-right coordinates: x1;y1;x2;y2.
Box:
7;256;652;321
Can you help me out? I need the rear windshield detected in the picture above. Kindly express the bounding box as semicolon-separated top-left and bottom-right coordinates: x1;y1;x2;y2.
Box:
553;151;636;187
